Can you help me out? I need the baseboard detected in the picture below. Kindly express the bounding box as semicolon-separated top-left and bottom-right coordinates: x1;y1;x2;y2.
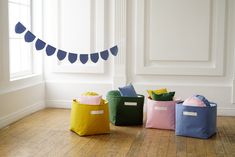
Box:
0;101;45;129
217;107;235;116
46;100;72;108
46;100;235;116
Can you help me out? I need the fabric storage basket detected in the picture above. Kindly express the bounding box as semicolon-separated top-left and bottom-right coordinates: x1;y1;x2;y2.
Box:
146;98;176;130
175;103;217;139
106;91;144;126
70;99;110;136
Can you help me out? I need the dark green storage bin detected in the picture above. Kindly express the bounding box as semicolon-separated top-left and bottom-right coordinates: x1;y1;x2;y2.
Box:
106;90;144;126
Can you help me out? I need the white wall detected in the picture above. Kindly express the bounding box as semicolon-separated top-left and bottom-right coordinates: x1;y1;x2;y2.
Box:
0;84;45;128
43;0;114;108
0;0;45;129
1;0;233;130
43;0;235;116
128;0;235;116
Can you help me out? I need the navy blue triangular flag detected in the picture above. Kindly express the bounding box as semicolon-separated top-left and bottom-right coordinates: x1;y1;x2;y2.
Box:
100;50;109;60
15;22;26;34
24;31;36;42
68;53;78;64
57;49;67;61
35;39;46;50
110;45;118;56
80;54;88;64
46;45;56;56
90;53;99;63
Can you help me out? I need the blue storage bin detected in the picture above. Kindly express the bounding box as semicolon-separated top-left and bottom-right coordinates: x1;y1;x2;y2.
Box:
176;103;217;139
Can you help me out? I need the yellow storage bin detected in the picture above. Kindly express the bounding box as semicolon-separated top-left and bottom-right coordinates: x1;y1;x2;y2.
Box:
70;99;110;136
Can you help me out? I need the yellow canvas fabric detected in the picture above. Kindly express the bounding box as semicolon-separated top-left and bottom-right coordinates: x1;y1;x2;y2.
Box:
70;99;110;136
147;88;168;98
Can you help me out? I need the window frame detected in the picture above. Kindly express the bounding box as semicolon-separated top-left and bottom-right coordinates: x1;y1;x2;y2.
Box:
8;0;36;79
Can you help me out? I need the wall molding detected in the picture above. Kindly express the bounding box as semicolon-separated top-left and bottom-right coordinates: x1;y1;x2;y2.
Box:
135;83;233;116
45;81;112;106
45;99;235;116
0;93;233;131
0;0;3;85
0;0;10;87
0;80;44;95
46;100;71;108
0;101;45;129
217;107;235;116
232;0;235;104
134;0;226;76
233;80;235;104
113;0;127;89
45;82;234;116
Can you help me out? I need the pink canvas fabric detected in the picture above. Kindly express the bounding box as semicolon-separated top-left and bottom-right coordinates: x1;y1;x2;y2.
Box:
79;95;102;105
146;98;176;130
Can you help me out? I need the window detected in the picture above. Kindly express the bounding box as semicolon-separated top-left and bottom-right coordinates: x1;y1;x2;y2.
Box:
8;0;33;78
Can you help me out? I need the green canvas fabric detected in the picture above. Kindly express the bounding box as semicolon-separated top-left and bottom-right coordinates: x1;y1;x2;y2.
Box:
106;91;144;126
152;91;175;101
106;90;121;98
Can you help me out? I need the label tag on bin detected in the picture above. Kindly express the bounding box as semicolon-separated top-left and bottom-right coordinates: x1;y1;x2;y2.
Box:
154;106;167;111
124;102;137;106
183;111;197;116
91;110;104;115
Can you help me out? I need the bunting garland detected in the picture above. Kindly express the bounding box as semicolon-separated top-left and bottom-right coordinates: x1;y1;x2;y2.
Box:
90;53;99;63
15;22;118;64
46;45;56;56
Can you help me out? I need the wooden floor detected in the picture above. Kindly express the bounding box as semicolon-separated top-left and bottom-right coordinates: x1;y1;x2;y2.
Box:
0;109;235;157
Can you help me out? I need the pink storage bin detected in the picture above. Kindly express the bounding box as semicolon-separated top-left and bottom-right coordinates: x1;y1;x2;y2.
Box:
79;95;102;105
146;98;176;130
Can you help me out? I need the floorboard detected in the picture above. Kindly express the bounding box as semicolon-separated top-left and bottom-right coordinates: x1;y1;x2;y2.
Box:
0;108;235;157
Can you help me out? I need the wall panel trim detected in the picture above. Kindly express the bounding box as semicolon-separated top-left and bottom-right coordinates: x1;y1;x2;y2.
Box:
113;0;127;88
134;0;226;76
